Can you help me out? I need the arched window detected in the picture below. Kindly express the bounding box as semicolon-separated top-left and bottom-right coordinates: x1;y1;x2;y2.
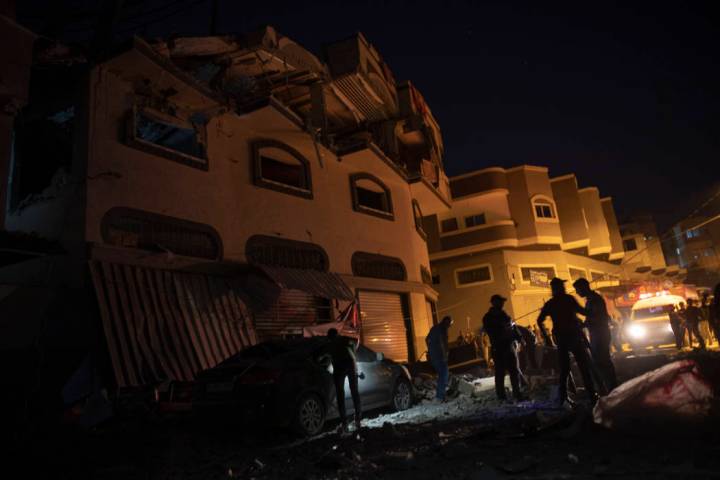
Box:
412;199;427;239
352;252;406;281
349;173;394;220
101;207;222;260
246;235;328;271
531;195;558;221
252;140;312;199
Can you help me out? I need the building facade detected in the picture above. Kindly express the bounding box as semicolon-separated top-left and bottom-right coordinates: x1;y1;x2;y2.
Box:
423;166;627;337
3;28;450;373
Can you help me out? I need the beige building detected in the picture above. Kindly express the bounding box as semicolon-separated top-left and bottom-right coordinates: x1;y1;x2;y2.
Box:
423;166;627;337
4;28;449;380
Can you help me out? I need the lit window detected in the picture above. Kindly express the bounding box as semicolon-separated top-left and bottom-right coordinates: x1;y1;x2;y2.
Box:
441;218;458;232
464;213;486;228
534;203;555;219
350;174;393;219
455;265;492;286
253;140;312;198
623;238;638;251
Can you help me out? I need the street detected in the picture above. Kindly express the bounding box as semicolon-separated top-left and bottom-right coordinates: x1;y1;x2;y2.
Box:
21;349;720;480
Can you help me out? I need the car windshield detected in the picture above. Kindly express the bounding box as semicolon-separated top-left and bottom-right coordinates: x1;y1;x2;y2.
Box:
633;305;670;320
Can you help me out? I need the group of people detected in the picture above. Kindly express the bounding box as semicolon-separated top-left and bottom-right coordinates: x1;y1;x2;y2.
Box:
426;276;620;406
667;289;720;350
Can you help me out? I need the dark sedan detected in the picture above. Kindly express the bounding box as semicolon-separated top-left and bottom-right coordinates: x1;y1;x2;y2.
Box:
193;337;413;435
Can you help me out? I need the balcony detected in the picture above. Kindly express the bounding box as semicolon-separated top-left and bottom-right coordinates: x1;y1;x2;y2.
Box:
450;168;509;199
430;221;518;259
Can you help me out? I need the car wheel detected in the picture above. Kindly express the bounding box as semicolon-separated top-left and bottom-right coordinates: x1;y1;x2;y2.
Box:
392;378;413;411
294;393;325;437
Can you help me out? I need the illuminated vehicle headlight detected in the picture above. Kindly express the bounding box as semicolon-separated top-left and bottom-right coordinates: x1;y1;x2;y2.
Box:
627;324;647;339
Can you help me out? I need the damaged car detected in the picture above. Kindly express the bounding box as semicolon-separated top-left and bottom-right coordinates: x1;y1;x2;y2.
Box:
192;337;413;435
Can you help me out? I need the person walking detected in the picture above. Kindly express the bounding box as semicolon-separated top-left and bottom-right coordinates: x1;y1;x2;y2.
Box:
668;304;685;349
322;328;362;433
425;316;453;402
482;295;526;401
573;278;618;391
685;298;706;350
536;278;598;406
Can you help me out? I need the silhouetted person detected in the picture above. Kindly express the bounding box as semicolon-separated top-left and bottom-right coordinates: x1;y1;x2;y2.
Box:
667;304;685;349
483;295;525;401
537;278;597;405
516;324;538;371
323;328;361;432
685;298;706;349
711;283;720;346
574;278;618;392
426;316;453;401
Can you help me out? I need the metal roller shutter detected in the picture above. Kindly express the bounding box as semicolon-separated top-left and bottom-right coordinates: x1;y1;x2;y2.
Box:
358;291;408;362
254;289;332;340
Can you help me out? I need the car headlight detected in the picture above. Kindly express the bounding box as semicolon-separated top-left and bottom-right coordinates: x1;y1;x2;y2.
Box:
627;324;647;339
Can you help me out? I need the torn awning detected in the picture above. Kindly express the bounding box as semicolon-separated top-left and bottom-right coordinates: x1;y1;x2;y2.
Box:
90;261;257;388
256;266;355;301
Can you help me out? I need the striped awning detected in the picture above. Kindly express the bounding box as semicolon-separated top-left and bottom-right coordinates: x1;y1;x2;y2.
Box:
257;266;355;301
90;261;257;388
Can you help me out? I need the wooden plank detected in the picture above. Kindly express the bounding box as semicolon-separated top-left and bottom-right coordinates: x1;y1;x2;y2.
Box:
159;270;202;378
172;272;213;370
89;261;127;387
111;263;148;385
122;264;161;382
101;261;140;386
143;267;185;381
197;274;234;359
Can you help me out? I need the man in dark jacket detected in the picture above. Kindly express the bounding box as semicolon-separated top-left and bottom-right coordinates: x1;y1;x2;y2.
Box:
425;316;453;402
323;328;361;432
685;298;706;350
483;295;525;401
668;304;685;349
573;278;618;391
537;277;598;405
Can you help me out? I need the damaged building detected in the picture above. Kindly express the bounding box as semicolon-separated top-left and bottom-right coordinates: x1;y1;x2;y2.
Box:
1;26;448;398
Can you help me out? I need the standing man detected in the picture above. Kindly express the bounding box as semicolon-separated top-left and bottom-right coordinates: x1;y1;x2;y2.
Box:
685;298;706;350
536;278;598;406
573;278;618;391
668;304;685;349
426;316;453;402
482;295;525;401
323;328;362;432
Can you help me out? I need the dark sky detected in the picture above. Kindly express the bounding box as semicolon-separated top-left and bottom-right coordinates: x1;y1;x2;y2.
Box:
18;0;720;228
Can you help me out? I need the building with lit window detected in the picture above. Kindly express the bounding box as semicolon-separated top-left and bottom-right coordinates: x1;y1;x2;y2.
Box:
2;28;449;390
422;166;628;336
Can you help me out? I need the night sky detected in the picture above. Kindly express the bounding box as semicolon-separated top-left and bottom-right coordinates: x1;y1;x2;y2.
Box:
18;1;720;229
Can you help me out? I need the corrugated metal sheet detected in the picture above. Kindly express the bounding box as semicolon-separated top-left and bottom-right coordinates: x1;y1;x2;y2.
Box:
254;289;332;340
89;261;257;387
258;266;354;300
358;291;408;362
333;75;387;122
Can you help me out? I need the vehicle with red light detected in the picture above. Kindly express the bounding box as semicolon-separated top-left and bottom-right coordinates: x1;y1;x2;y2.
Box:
192;337;413;436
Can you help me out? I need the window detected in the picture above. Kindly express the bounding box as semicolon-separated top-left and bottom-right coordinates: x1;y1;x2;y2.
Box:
531;195;557;221
441;217;459;233
432;274;441;285
623;238;638;251
464;213;486;228
455;264;493;287
101;207;222;260
356;345;377;363
412;200;427;239
569;267;587;281
686;229;702;239
590;271;605;282
252;140;312;198
520;266;556;287
351;252;406;281
246;235;328;271
350;173;393;220
420;265;432;285
127;107;208;170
